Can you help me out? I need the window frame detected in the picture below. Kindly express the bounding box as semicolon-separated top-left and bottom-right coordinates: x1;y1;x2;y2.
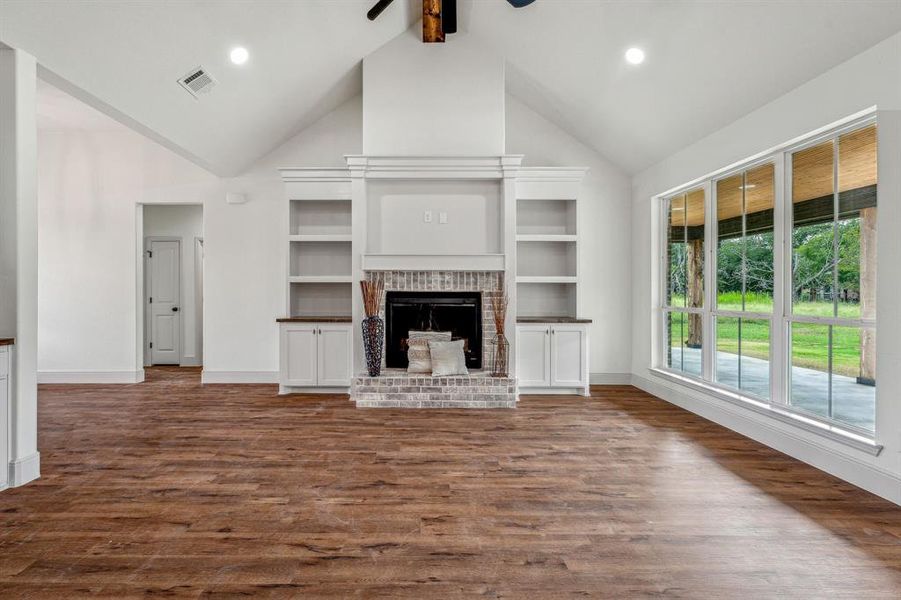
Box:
654;110;877;440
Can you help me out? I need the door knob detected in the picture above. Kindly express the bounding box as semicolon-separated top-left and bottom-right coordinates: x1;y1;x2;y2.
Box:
171;307;179;312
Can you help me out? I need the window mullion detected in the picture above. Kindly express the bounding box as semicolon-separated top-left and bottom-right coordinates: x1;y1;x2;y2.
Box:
702;180;716;382
773;152;788;406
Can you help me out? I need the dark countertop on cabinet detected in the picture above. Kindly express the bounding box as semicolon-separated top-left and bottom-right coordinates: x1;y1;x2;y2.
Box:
276;316;352;323
516;317;592;324
0;338;14;346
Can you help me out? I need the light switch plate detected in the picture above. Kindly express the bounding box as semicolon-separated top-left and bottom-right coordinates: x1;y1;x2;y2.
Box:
439;211;448;224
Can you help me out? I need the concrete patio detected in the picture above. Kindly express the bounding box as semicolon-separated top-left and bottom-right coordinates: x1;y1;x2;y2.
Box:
670;347;875;432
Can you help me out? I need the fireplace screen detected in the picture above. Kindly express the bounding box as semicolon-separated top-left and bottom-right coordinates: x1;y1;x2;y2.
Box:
385;291;482;369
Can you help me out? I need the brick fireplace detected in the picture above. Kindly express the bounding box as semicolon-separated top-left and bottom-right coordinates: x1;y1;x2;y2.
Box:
366;270;504;369
351;269;515;408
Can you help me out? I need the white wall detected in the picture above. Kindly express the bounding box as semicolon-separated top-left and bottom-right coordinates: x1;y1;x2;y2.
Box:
363;27;504;156
37;126;219;382
143;204;203;365
36;78;633;385
200;95;363;382
506;95;633;380
630;32;901;503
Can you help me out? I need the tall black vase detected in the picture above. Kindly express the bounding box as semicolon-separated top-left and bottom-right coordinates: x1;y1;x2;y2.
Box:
361;316;384;377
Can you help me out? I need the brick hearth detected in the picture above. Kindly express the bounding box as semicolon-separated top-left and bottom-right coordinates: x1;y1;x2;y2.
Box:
352;370;516;408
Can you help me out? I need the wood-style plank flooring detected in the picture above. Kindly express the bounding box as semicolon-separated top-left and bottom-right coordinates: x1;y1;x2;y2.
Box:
0;367;898;598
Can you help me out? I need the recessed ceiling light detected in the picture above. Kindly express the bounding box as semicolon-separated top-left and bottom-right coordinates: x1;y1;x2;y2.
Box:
625;47;645;65
230;47;249;65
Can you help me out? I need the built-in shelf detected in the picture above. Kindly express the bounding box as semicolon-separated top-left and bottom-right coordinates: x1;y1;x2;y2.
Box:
289;234;352;243
289;282;353;317
516;276;578;284
290;199;351;236
515;174;583;319
289;275;353;284
516;198;577;236
516;240;576;278
517;281;577;319
290;240;352;278
515;234;577;243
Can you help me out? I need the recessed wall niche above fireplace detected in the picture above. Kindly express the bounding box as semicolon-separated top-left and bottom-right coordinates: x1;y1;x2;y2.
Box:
385;291;482;369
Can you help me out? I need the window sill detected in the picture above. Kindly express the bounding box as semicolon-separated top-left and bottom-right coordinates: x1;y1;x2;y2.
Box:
647;367;883;456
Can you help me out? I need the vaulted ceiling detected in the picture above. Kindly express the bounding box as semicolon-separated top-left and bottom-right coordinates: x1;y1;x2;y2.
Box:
2;1;900;176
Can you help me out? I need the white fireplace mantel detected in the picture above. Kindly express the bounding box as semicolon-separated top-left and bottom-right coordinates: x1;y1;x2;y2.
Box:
361;253;505;272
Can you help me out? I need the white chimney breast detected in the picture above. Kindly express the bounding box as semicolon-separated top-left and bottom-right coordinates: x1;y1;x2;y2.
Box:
362;27;505;156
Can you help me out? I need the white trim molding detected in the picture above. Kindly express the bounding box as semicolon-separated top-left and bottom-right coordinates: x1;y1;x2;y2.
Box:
201;370;279;384
38;370;144;384
362;253;505;272
8;452;40;487
631;372;900;505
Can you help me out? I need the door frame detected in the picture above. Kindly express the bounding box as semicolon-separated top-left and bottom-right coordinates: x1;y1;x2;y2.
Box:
193;236;204;366
144;236;183;366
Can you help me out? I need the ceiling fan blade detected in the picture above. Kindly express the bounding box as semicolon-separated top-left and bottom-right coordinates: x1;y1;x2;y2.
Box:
506;0;537;7
367;0;395;21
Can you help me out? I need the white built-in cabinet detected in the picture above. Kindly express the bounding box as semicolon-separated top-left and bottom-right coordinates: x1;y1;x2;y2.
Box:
516;322;589;396
515;169;586;320
278;169;355;394
0;346;9;489
276;161;593;398
279;323;352;392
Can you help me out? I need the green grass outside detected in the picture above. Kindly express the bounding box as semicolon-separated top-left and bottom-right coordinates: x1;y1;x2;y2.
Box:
668;292;864;377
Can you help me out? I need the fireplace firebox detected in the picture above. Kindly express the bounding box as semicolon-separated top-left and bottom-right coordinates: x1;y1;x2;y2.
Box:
385;291;482;369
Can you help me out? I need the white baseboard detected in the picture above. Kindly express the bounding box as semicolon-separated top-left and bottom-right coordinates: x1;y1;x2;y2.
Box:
38;370;143;384
201;370;279;384
180;355;202;367
589;372;632;385
8;452;40;487
519;387;587;396
631;372;901;506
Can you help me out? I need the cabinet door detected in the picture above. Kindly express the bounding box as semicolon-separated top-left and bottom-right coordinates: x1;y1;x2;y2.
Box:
550;325;587;387
317;325;352;387
280;325;317;386
517;325;552;387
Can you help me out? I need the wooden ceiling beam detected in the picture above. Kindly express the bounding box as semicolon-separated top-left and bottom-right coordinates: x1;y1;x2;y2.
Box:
423;0;444;43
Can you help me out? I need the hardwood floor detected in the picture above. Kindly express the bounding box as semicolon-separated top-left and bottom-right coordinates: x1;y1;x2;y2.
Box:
0;367;898;598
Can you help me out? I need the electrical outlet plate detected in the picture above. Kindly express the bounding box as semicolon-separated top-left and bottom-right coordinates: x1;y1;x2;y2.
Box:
424;210;433;223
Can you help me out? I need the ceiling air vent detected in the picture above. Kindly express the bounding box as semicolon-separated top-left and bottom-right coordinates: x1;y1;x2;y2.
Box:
178;66;216;98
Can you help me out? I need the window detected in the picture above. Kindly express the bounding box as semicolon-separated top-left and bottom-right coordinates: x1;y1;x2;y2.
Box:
788;123;877;433
658;117;877;436
664;187;704;377
714;163;775;399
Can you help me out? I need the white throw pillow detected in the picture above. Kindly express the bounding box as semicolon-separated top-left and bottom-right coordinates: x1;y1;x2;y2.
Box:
429;339;469;377
407;330;451;373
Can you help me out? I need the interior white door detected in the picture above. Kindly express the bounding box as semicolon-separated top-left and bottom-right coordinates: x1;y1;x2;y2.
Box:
149;240;181;365
317;325;352;386
281;325;318;386
550;325;586;387
516;325;552;387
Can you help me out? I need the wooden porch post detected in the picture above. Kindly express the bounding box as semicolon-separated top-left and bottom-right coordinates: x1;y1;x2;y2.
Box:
686;239;703;348
858;207;876;385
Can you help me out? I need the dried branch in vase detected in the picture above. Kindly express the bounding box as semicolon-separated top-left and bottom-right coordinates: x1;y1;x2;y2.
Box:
490;291;508;335
360;278;385;318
